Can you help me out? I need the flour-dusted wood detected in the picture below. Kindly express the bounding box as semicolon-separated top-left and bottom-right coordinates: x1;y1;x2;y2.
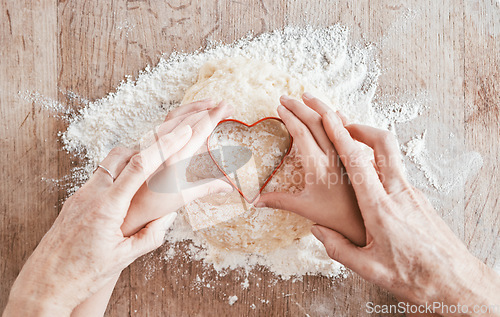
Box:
1;1;498;316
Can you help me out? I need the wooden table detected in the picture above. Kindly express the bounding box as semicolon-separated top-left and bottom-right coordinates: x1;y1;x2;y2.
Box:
1;0;498;316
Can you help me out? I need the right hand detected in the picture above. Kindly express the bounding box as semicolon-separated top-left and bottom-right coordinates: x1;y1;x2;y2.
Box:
255;94;366;246
120;99;234;236
275;94;500;315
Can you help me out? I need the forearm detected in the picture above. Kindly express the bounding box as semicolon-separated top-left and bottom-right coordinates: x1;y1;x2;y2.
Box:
3;297;71;317
3;278;72;317
428;256;500;316
449;261;499;314
71;273;121;317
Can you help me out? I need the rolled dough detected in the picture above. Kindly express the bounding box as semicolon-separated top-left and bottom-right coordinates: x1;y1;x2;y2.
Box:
183;57;314;254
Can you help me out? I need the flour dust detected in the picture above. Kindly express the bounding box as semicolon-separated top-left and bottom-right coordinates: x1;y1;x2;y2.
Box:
27;25;483;288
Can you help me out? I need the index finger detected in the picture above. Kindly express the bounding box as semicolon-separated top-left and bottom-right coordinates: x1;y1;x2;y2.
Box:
322;111;385;199
280;95;334;154
302;92;331;115
110;124;193;201
164;99;216;121
167;101;233;163
346;124;409;194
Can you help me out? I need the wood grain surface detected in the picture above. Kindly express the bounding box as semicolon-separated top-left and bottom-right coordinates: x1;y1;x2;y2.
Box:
1;0;498;316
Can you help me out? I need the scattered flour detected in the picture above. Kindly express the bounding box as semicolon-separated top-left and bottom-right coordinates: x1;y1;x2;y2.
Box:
241;278;249;289
402;130;483;194
58;25;381;280
35;25;482;283
228;295;238;306
19;90;74;118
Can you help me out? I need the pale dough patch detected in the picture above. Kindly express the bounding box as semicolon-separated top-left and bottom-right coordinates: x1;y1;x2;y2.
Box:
183;57;316;254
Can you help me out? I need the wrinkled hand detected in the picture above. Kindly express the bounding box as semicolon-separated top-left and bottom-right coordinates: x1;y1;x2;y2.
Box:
5;123;194;315
256;94;366;246
295;94;500;315
4;100;234;316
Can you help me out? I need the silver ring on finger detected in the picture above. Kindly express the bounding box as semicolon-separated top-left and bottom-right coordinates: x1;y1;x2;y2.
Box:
95;164;116;181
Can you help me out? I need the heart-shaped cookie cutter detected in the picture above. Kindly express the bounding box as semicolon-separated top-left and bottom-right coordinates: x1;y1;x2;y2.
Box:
206;117;293;204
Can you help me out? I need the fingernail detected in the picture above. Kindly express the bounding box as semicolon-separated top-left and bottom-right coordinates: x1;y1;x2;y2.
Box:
161;212;178;230
326;110;341;125
277;104;285;112
174;125;192;137
336;110;348;124
280;95;291;101
302;92;313;100
311;225;325;242
254;200;265;208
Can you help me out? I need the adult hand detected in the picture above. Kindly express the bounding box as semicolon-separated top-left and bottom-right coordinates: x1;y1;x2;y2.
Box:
256;94;366;246
4;124;193;316
293;94;500;315
121;99;233;236
4;100;234;316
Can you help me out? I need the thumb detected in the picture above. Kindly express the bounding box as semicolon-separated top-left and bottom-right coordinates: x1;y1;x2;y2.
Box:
311;225;363;270
126;212;178;260
254;191;300;211
181;178;234;203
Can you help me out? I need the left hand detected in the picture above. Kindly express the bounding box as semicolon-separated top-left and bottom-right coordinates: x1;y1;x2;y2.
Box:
289;95;500;313
4;100;233;316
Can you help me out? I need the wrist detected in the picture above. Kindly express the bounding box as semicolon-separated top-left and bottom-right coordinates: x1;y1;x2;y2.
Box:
4;292;72;317
4;265;76;316
428;255;500;314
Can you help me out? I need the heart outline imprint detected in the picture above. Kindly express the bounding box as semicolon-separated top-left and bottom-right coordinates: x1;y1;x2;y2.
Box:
206;117;293;204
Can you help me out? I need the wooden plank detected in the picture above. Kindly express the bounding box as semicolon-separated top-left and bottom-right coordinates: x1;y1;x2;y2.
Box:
0;0;59;312
463;0;500;267
1;0;498;316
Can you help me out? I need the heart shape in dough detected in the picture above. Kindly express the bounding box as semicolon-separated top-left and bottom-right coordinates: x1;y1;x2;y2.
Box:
207;118;293;203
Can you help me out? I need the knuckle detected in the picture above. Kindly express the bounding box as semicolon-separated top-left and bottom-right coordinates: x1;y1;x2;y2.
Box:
206;183;225;196
159;133;174;148
332;127;343;141
204;185;215;196
325;242;341;261
386;179;413;197
109;147;130;158
189;124;202;137
270;198;284;210
293;126;309;139
400;181;414;193
129;154;145;173
345;151;367;169
411;187;426;200
308;117;323;130
404;186;425;204
373;195;396;219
